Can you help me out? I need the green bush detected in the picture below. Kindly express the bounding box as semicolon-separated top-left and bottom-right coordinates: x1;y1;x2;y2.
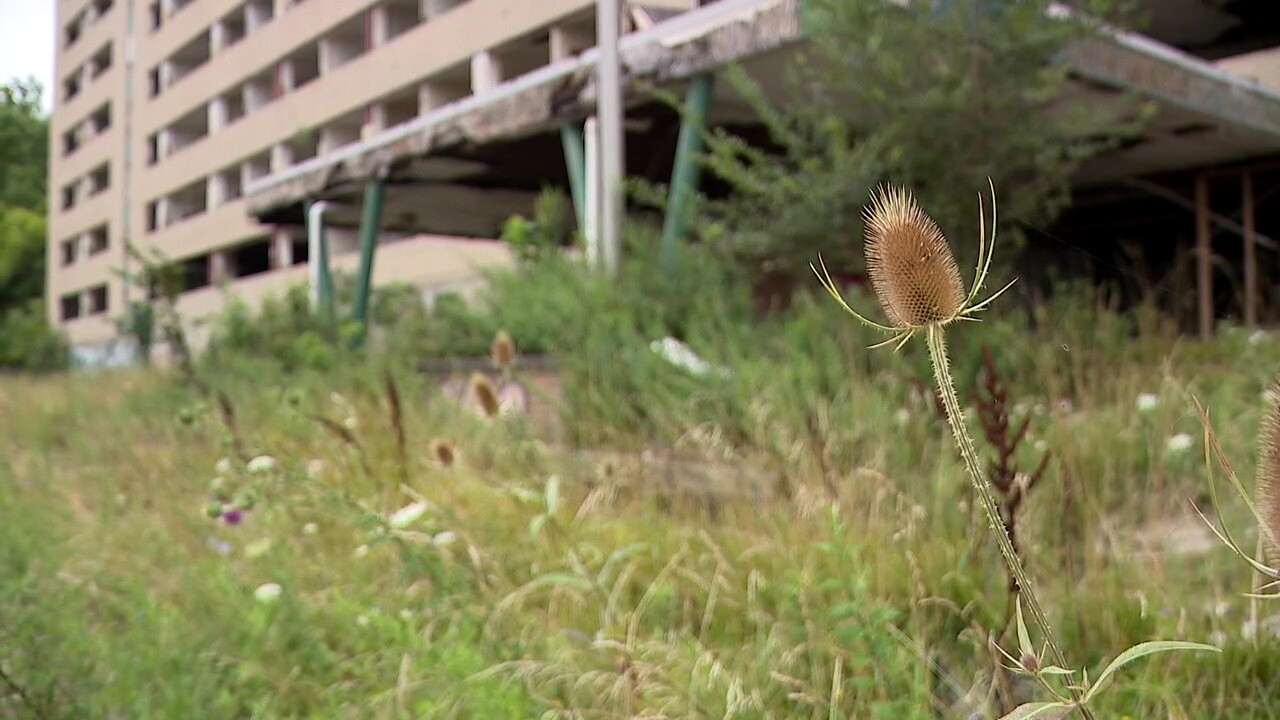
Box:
0;300;69;372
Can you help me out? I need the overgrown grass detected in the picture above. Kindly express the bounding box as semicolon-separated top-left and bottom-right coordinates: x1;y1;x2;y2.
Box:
4;252;1280;717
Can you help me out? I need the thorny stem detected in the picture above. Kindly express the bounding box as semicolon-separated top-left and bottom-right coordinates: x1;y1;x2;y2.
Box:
926;325;1094;718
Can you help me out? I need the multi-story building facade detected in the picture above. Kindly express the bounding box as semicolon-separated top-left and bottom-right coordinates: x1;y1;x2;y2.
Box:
47;0;692;364
45;0;1280;363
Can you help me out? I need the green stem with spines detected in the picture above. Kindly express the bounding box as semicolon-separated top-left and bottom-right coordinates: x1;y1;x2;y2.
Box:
926;324;1093;717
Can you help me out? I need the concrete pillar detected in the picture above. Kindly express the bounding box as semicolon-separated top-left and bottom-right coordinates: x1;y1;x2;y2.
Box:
369;5;390;48
207;173;226;209
271;227;294;269
208;95;228;133
210;20;226;54
361;104;386;141
270;143;294;173
470;50;502;94
156;197;171;229
209;252;230;284
276;60;296;96
157;128;173;160
159;60;174;90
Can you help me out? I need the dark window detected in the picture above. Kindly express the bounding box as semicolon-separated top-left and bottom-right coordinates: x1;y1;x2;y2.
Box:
148;68;161;97
87;285;109;314
230;239;271;278
60;294;82;321
61;184;77;210
149;2;162;30
61;240;77;266
88;226;109;254
291;238;310;265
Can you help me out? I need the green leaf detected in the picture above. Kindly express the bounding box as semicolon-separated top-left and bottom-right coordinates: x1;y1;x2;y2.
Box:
998;701;1074;720
1084;640;1221;703
545;476;561;514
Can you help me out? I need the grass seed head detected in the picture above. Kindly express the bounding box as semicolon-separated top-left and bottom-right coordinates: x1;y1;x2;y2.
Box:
863;185;965;328
1257;382;1280;557
469;373;502;419
491;329;517;369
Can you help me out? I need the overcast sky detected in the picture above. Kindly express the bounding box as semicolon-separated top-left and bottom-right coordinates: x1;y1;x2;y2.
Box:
0;1;55;110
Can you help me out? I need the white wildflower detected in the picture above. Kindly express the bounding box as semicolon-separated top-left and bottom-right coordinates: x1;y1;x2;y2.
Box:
433;531;458;547
388;501;429;529
1166;433;1194;454
353;544;370;558
253;582;283;604
215;457;234;475
244;538;274;559
894;408;911;426
1135;393;1159;413
1034;439;1048;452
356;614;370;627
301;522;319;536
246;455;277;474
306;459;325;479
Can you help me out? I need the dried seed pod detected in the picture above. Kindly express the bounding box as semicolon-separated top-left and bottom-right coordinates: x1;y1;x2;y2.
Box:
863;185;965;328
491;329;517;370
469;373;502;419
430;438;457;469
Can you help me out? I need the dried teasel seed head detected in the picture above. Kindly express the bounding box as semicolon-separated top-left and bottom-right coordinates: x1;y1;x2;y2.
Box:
469;372;502;419
491;329;517;369
430;438;457;469
863;185;966;328
1256;382;1280;557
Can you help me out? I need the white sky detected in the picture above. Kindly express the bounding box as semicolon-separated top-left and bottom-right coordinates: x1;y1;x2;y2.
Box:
0;1;55;111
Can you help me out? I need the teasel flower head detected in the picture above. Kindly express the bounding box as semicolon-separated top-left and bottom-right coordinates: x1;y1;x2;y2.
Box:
469;372;502;419
491;329;517;370
813;180;1016;351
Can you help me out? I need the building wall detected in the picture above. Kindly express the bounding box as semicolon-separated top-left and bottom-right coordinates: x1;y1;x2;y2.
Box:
48;0;695;362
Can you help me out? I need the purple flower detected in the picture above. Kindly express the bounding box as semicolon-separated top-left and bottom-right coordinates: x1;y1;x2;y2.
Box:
222;508;244;525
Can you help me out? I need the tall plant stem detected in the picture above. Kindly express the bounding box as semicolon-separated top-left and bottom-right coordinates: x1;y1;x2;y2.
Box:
926;325;1093;717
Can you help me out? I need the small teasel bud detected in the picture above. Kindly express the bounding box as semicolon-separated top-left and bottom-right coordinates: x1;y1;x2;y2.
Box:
177;407;197;426
205;501;225;519
1256;382;1280;558
863;185;965;327
491;329;517;370
469;373;502;419
1020;653;1039;673
430;438;457;469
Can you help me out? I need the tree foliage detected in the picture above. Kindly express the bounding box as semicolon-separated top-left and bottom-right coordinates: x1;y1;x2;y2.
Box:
1;78;65;371
700;0;1146;300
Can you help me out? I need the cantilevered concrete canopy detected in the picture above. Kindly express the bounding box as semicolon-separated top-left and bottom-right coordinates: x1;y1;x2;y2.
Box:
243;0;1280;230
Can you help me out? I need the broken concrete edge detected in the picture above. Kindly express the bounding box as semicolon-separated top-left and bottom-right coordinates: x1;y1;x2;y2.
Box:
245;0;1280;217
244;0;803;216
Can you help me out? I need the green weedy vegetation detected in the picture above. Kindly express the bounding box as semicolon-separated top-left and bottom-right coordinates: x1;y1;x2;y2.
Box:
4;236;1280;717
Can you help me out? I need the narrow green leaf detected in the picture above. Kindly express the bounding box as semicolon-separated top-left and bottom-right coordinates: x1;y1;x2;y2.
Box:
546;476;561;514
1084;641;1220;703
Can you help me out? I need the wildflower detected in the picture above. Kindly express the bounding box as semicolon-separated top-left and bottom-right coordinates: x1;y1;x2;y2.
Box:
1250;330;1268;345
301;522;319;536
1135;393;1159;412
894;408;911;426
399;608;414;621
1166;433;1194;454
388;501;429;529
253;582;283;604
356;614;371;627
215;457;234;475
246;455;277;474
206;537;232;555
306;459;325;479
222;508;245;526
491;329;516;370
353;544;371;558
433;531;458;547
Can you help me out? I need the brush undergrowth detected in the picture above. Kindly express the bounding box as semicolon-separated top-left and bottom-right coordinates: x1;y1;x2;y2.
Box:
4;239;1280;717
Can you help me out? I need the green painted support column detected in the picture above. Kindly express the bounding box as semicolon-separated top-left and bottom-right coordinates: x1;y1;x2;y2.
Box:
350;179;386;348
560;123;587;230
660;73;715;268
